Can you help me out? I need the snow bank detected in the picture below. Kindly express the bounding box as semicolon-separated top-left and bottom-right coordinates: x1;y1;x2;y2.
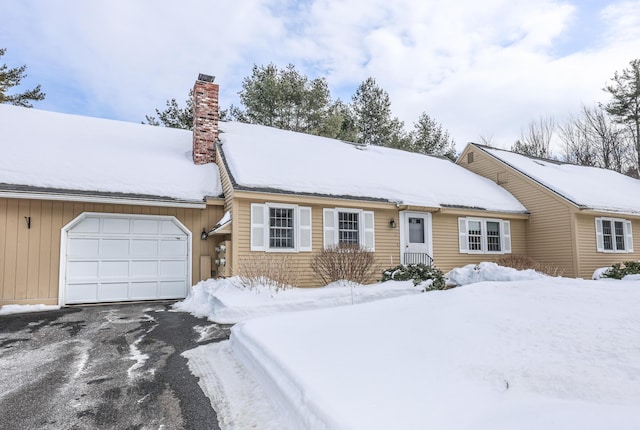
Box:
0;304;60;316
446;261;546;286
230;278;640;429
173;278;420;324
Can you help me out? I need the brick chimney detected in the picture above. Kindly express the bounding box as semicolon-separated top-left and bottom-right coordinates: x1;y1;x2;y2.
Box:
192;73;219;164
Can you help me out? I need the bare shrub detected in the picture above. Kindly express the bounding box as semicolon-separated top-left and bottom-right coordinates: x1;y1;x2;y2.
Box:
236;254;299;291
496;254;565;277
310;244;377;285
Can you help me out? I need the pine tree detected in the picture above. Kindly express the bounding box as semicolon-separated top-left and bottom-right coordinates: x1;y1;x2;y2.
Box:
350;77;405;146
144;90;193;130
410;113;456;159
603;59;640;175
0;48;45;107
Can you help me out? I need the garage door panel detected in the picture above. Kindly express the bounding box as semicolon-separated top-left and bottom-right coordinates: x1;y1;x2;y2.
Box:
101;239;130;257
68;238;100;257
103;218;131;234
131;261;159;277
73;217;100;233
133;219;160;234
100;261;129;278
64;214;190;304
130;282;159;299
160;281;186;297
132;240;159;257
161;220;183;235
67;261;99;279
97;282;129;301
160;260;186;277
67;283;98;303
159;239;187;257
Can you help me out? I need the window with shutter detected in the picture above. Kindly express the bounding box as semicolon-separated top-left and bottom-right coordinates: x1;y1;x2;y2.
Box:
595;217;633;253
458;217;512;254
251;203;312;252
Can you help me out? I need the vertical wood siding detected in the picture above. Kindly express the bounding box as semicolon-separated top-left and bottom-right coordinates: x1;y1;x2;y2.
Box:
0;198;224;305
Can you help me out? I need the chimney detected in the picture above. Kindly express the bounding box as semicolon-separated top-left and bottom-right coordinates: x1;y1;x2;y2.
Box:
192;73;219;164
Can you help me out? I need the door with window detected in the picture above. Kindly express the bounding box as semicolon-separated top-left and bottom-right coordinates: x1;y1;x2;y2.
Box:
400;211;433;265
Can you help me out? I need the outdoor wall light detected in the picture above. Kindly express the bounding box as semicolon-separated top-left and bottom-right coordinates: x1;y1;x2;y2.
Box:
389;218;397;228
201;228;209;240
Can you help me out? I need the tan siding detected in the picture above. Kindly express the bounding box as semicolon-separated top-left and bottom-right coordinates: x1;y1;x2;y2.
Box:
431;213;527;272
0;197;225;306
232;197;401;288
459;147;577;276
575;215;640;279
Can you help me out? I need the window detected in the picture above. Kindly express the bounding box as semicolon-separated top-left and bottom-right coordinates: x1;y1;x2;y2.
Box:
323;208;375;251
251;203;312;252
408;217;424;243
458;217;511;254
338;211;359;245
269;207;294;248
595;217;633;253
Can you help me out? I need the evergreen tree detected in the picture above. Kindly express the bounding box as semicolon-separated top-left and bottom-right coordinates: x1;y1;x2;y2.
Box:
603;59;640;175
351;77;399;145
409;112;456;159
144;90;193;130
0;48;45;107
239;63;332;135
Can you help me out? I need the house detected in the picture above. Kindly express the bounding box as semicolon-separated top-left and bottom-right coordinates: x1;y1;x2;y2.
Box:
0;84;227;306
0;75;531;307
194;76;530;288
457;143;640;278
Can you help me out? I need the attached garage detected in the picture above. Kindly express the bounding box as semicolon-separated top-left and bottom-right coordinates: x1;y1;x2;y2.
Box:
60;213;192;305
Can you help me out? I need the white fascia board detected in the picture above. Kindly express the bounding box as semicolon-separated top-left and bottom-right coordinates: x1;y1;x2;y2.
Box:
0;190;206;209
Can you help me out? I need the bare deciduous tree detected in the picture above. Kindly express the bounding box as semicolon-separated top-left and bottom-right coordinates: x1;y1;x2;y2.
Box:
511;115;555;158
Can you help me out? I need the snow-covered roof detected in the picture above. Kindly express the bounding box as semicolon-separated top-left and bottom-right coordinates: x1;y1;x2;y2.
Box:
218;122;526;213
478;145;640;216
0;104;222;202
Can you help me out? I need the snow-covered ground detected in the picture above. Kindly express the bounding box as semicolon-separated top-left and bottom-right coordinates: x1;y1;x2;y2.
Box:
0;304;60;316
176;265;640;429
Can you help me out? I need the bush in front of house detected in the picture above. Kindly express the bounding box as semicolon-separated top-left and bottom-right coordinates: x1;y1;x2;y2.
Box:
602;261;640;279
496;254;564;277
236;254;299;291
311;244;377;285
381;263;446;290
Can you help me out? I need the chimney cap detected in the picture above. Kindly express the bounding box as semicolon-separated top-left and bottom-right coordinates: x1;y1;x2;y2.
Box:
197;73;215;83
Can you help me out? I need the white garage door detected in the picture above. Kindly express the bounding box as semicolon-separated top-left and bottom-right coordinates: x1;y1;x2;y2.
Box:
62;213;191;305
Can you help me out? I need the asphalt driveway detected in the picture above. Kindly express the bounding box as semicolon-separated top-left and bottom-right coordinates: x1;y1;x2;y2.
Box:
0;302;230;430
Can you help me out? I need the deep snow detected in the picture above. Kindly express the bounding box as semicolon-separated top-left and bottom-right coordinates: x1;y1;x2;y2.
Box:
177;266;640;429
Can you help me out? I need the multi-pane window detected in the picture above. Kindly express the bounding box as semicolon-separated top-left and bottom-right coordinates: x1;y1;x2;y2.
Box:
459;217;510;254
468;220;482;251
486;221;501;252
597;217;632;253
338;211;359;245
269;207;294;248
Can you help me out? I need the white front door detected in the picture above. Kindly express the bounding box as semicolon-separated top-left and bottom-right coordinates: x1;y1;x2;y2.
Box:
400;211;433;265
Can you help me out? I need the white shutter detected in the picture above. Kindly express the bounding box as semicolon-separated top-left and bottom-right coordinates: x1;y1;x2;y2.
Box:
323;208;337;249
250;203;267;251
625;220;634;253
458;218;469;253
501;220;511;254
363;211;375;251
595;218;604;252
298;206;312;252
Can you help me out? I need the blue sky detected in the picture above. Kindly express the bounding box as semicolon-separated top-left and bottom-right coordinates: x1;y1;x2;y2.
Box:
1;0;639;152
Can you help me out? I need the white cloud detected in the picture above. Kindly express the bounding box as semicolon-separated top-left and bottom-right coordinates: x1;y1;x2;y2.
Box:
1;0;639;154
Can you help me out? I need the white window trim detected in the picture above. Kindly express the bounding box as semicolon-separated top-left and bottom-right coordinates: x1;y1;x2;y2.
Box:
595;217;633;253
250;203;312;253
323;208;375;251
458;217;511;255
